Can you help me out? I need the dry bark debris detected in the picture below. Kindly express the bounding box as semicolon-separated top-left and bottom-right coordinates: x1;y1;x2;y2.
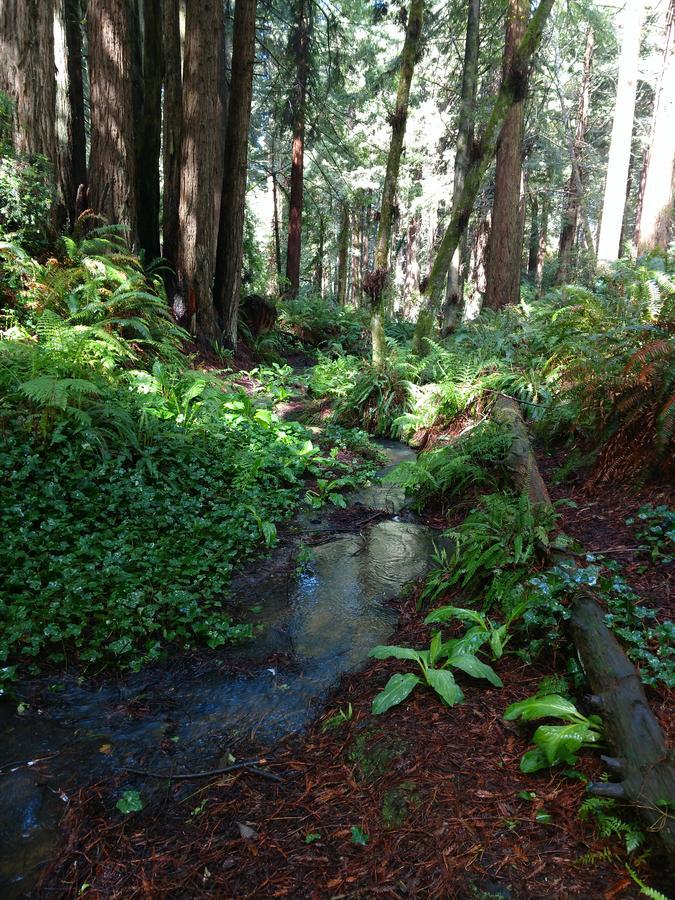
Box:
39;611;645;899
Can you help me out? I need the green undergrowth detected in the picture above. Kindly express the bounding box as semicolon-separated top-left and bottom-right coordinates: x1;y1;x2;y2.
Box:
0;236;380;690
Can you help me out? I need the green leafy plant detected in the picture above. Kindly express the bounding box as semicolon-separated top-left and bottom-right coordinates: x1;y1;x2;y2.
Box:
579;797;645;856
626;504;675;563
369;632;502;715
116;790;144;815
504;694;603;772
421;492;559;606
424;602;528;660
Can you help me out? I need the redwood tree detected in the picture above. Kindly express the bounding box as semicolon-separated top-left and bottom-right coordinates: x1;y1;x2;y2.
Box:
285;0;310;298
88;0;139;246
176;0;222;343
137;0;164;259
483;0;528;311
214;0;258;348
162;0;182;274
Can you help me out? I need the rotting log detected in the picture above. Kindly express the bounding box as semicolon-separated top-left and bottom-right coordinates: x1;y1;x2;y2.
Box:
491;395;550;508
491;393;675;856
570;593;675;855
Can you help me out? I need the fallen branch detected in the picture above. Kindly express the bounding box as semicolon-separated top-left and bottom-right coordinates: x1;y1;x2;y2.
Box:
492;396;675;856
125;759;282;783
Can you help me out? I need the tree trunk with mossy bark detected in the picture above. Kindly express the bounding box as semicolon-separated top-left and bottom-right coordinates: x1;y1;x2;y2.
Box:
441;0;481;334
483;0;528;312
370;0;424;365
411;0;555;354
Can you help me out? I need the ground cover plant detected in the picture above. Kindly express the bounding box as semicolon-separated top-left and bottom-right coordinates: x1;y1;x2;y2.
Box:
0;238;381;689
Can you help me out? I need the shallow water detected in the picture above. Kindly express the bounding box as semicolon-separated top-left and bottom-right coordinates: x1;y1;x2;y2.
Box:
0;441;443;895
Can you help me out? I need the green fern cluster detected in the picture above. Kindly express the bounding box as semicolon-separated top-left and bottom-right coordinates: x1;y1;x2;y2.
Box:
421;491;560;607
383;420;511;510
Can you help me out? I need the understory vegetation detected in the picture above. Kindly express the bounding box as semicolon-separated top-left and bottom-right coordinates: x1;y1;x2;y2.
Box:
0;234;381;687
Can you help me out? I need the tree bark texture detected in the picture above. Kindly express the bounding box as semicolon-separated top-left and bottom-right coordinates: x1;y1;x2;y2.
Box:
162;0;182;276
371;0;424;364
214;0;258;348
412;0;555;350
137;0;164;260
176;0;222;343
557;27;594;283
597;0;645;264
634;0;675;252
483;0;528;311
441;0;480;334
285;0;310;298
88;0;139;246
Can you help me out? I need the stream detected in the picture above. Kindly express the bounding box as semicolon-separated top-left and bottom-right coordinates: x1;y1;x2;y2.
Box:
0;440;446;897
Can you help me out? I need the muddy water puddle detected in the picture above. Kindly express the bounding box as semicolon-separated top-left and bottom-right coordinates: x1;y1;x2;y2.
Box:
0;441;445;895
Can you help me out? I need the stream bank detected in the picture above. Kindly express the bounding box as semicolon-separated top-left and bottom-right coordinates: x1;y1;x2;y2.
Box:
0;440;447;897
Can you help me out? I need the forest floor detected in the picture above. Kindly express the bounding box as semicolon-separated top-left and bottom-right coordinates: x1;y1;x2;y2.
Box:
37;440;673;899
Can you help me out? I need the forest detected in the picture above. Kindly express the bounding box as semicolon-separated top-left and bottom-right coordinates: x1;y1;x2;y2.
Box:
0;0;673;896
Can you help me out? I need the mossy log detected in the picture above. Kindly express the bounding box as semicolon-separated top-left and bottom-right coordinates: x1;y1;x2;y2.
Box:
492;393;675;856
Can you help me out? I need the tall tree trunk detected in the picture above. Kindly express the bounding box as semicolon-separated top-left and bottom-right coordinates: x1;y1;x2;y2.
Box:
483;0;528;311
88;0;139;247
162;0;182;278
284;0;310;298
272;172;282;284
313;213;325;296
369;0;424;365
557;27;594;283
56;0;88;226
535;190;548;293
214;0;257;348
597;0;645;265
635;0;675;252
441;0;480;334
350;204;361;304
412;0;555;350
137;0;163;259
336;201;350;305
8;0;57;162
527;193;539;278
176;0;222;343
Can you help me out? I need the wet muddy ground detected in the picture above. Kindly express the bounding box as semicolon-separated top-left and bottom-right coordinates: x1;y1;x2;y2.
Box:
0;441;449;897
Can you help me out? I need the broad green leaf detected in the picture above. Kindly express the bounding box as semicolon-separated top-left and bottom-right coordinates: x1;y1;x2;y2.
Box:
425;668;464;706
369;645;423;663
490;626;505;659
503;694;585;723
446;654;503;687
429;630;443;666
372;673;420;714
425;605;486;627
443;628;488;657
520;748;549;773
533;723;600;765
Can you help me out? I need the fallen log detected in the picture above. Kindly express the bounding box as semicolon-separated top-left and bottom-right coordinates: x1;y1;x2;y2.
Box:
492;393;675;856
